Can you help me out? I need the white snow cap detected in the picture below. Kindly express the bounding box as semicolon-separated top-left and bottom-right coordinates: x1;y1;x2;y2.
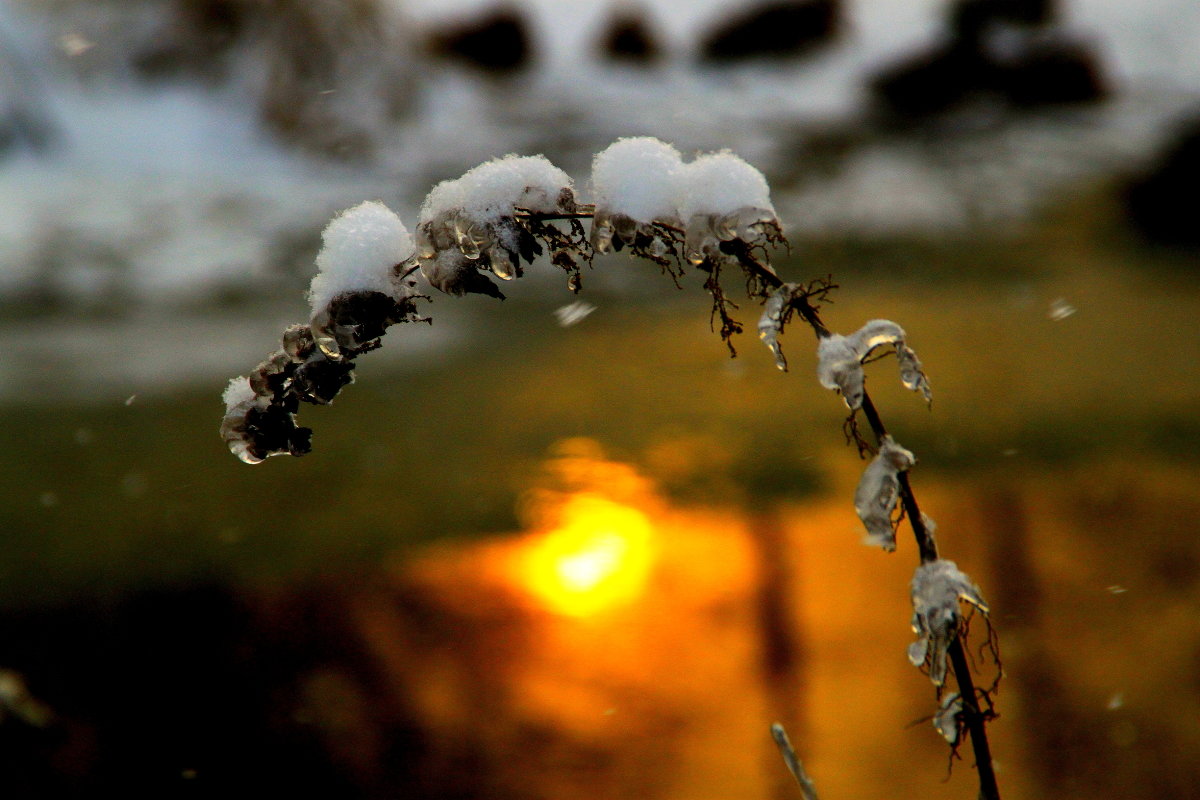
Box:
591;137;684;223
678;150;774;219
222;375;257;410
420;154;572;226
307;201;415;315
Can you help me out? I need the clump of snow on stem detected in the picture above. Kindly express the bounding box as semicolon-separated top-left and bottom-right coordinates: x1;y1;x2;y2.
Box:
221;376;269;465
417;154;576;296
592;137;683;224
590;137;684;257
855;435;916;551
421;154;572;226
679;152;782;268
817;319;932;410
678;151;774;219
307;201;415;316
222;375;257;410
908;559;989;686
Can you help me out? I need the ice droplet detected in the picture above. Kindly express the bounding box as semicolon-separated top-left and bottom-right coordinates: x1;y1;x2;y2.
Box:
908;560;988;686
454;218;485;260
757;286;795;371
934;693;963;745
489;247;516;280
591;216;616;254
315;336;341;360
648;236;669;259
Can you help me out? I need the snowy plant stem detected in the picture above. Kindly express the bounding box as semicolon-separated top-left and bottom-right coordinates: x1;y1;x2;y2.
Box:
795;302;1001;800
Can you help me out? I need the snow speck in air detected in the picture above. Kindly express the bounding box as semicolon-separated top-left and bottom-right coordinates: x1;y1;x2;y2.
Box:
554;301;597;327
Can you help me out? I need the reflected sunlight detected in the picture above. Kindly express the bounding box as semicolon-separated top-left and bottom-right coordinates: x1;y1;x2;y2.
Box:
518;493;657;617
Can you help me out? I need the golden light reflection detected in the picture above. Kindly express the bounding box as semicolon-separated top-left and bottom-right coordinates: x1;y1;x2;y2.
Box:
518;493;656;617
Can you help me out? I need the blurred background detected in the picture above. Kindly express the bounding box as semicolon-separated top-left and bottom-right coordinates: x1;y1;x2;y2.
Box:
1;0;1199;797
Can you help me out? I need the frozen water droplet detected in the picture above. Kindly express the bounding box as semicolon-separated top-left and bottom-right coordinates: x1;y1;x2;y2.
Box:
648;236;669;259
613;214;637;245
757;287;792;371
934;693;963;745
591;215;615;254
714;212;738;242
568;273;581;292
454;217;486;259
315;336;341;360
490;247;516;280
282;324;315;362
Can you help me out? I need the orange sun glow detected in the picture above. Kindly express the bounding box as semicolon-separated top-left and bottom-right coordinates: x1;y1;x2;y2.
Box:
518;493;657;617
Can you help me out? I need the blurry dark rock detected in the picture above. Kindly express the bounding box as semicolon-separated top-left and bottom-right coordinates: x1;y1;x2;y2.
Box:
699;0;839;62
132;0;248;80
872;41;991;118
951;0;1056;40
597;8;662;64
1123;116;1200;248
991;35;1107;106
429;7;531;72
871;0;1104;120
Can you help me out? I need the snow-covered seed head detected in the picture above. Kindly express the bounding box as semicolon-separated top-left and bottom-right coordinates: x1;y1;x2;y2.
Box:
307;201;416;318
591;137;684;225
220;376;311;464
677;151;779;267
417;154;573;296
